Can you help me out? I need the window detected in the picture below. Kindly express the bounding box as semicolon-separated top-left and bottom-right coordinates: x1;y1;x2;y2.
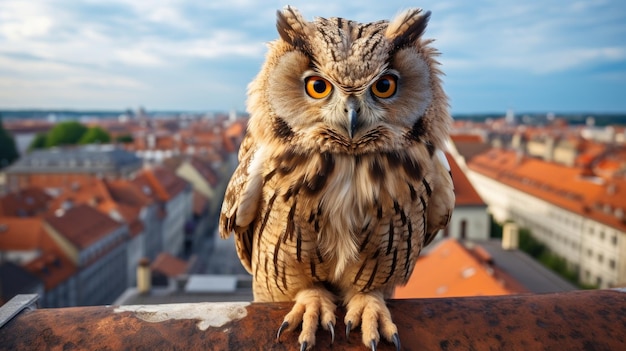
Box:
612;235;618;246
459;220;467;240
598;254;604;263
610;259;616;270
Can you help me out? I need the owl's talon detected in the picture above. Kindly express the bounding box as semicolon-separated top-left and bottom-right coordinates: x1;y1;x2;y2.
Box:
392;333;401;351
346;320;353;340
300;341;308;351
327;322;335;344
370;339;377;351
277;321;289;341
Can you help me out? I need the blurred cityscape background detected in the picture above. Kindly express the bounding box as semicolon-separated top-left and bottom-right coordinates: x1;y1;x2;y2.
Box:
1;0;626;307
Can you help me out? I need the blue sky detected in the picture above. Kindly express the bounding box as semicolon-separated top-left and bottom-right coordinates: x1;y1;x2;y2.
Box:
0;0;625;114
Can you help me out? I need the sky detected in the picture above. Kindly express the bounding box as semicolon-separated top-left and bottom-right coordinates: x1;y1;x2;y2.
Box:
0;0;625;114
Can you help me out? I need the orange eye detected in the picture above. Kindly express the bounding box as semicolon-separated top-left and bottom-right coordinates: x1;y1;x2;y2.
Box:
305;76;333;99
371;74;397;99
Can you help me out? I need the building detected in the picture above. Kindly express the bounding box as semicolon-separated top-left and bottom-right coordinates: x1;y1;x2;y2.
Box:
132;168;192;257
4;145;142;191
437;153;490;242
0;261;44;306
464;148;626;288
0;187;51;217
0;215;78;308
43;204;129;306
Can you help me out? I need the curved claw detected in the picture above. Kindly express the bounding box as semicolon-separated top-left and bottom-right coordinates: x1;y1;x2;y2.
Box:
346;320;353;340
327;322;335;344
370;339;377;351
276;321;289;341
300;341;308;351
392;333;401;351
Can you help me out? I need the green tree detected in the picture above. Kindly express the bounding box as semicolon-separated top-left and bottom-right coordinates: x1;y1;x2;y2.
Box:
78;126;111;144
0;114;19;168
45;121;88;147
115;134;134;143
29;132;48;150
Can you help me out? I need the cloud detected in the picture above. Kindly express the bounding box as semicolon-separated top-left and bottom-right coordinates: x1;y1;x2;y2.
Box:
0;0;624;111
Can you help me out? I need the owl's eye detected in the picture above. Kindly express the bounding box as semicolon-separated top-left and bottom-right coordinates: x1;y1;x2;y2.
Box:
305;76;333;99
371;75;397;99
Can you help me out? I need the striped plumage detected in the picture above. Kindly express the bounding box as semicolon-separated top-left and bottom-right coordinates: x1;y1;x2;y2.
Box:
220;6;454;351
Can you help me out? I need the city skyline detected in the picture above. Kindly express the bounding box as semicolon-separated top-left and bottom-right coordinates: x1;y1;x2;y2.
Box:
1;0;625;113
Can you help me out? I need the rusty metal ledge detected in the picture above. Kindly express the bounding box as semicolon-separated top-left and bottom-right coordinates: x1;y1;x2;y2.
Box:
1;290;625;350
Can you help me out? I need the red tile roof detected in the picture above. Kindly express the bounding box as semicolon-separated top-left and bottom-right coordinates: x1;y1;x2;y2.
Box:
105;179;153;207
0;217;77;291
150;252;188;278
135;167;188;202
44;204;123;249
447;153;485;207
0;187;51;217
0;217;47;251
394;238;527;298
24;246;77;291
468;148;626;232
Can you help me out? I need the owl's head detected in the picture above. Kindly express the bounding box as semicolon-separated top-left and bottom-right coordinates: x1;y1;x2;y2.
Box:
247;6;449;155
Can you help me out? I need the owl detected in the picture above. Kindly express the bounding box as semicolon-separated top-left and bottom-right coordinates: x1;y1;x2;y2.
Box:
220;6;454;351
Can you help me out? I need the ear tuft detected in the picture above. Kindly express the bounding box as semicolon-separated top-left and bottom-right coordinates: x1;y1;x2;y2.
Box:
385;9;431;51
276;6;312;53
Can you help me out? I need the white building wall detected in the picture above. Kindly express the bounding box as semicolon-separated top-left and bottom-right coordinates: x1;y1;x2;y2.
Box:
467;168;625;289
580;221;621;288
438;206;490;242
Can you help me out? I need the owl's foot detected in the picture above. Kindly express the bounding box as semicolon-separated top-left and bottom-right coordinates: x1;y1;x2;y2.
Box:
344;292;400;351
276;287;337;351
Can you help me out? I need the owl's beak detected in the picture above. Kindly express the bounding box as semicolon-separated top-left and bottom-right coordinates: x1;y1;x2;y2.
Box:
348;108;358;138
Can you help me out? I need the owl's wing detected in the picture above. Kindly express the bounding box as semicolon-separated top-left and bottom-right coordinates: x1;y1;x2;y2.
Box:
219;133;264;273
423;149;455;246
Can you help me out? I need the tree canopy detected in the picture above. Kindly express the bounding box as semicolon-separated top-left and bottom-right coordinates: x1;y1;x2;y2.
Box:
30;121;112;149
45;121;88;147
0;114;19;168
79;126;111;144
115;134;134;143
28;132;48;151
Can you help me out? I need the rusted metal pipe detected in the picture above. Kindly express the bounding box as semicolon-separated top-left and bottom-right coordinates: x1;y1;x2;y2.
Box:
1;289;625;350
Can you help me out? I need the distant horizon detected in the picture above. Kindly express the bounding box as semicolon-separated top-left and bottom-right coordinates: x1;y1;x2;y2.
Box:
2;107;626;117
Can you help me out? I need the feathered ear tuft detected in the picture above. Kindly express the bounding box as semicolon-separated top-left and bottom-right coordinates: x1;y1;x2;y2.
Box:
385;8;431;52
276;6;313;54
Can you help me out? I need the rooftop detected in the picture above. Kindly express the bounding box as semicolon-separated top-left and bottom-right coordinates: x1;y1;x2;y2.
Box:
5;145;142;175
44;204;123;249
468;148;626;232
446;153;485;207
477;239;578;293
1;289;624;350
151;252;189;278
395;239;527;299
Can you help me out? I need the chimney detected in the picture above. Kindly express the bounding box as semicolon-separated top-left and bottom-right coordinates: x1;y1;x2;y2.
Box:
502;222;519;250
137;257;152;294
